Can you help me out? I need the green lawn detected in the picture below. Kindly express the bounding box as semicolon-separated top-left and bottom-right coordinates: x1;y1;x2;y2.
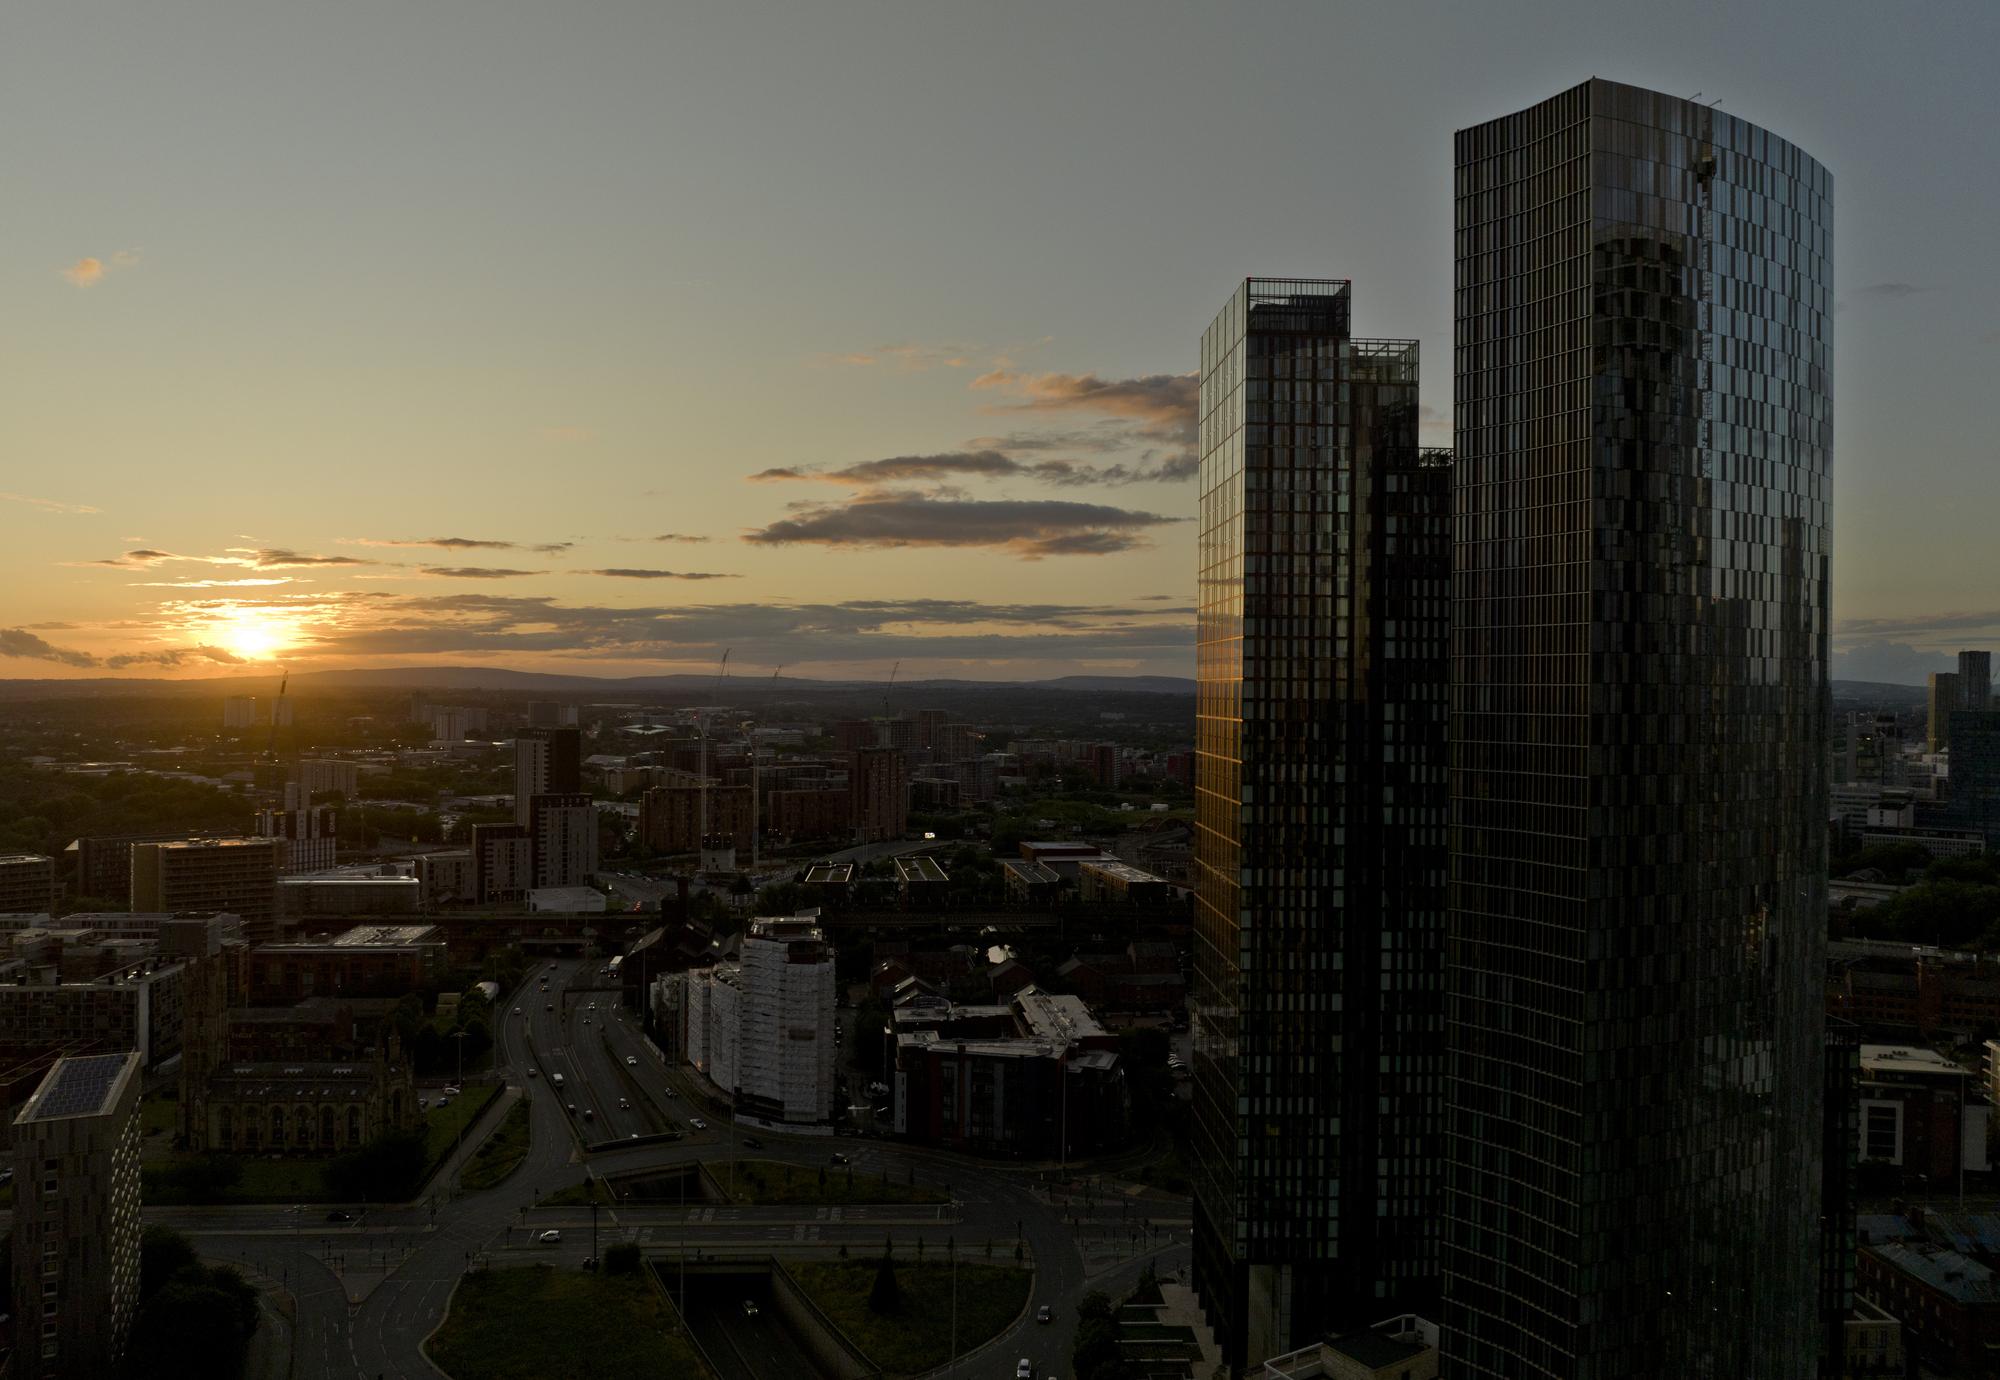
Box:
461;1097;531;1191
541;1177;616;1207
143;1085;501;1204
788;1259;1031;1374
715;1158;948;1207
428;1265;709;1380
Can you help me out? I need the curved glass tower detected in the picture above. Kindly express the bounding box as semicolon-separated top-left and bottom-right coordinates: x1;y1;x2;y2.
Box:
1445;80;1832;1377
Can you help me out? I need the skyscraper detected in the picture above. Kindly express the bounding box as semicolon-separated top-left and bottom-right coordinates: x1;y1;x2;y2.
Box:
513;726;583;825
1192;278;1451;1368
1958;649;1992;713
1446;79;1831;1377
1929;671;1963;753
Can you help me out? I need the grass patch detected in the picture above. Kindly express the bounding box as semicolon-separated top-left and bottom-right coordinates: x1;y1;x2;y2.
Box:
428;1264;708;1380
789;1259;1031;1373
542;1177;616;1207
461;1097;532;1191
715;1159;948;1207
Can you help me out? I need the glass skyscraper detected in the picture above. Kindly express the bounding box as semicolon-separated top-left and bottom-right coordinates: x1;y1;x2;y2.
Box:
1445;80;1832;1377
1193;279;1450;1368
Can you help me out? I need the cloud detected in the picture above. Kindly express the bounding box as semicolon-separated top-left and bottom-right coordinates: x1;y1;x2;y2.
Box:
1858;282;1928;298
1;627;99;668
132;577;298;589
0;627;243;671
972;370;1197;477
420;566;545;579
2;491;101;515
231;548;368;569
58;250;139;288
652;533;711;543
752;447;1191;490
353;536;573;554
742;493;1184;559
583;568;741;580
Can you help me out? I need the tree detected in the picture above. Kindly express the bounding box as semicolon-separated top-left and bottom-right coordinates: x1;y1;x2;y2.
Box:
122;1265;261;1380
604;1242;642;1275
139;1225;200;1301
324;1128;428;1202
869;1236;901;1314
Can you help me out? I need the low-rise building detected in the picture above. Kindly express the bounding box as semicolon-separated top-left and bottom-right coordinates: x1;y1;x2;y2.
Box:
1260;1316;1440;1380
1078;858;1173;905
1859;1241;2000;1377
1859;1044;1979;1185
895;855;949;909
248;924;446;1004
999;858;1062;905
278;870;421;918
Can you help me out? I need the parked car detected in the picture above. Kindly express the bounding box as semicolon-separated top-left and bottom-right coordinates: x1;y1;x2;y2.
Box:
741;1136;763;1150
1037;1305;1052;1324
829;1152;850;1166
741;1300;760;1319
539;1229;562;1243
690;1117;708;1131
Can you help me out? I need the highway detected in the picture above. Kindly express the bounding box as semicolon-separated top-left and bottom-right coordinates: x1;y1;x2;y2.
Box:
139;956;1186;1379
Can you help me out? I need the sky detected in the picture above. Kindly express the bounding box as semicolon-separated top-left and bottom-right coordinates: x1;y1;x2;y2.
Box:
4;0;1996;684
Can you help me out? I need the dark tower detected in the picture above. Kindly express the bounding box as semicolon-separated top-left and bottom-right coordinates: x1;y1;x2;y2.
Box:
1445;79;1832;1378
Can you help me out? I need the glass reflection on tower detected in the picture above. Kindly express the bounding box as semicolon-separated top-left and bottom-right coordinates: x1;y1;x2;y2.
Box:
1445;79;1832;1378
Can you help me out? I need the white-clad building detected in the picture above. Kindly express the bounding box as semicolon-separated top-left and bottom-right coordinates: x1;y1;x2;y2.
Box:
681;915;835;1129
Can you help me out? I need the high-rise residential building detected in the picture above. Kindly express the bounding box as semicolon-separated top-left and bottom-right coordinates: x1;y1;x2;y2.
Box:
469;822;532;904
849;746;909;843
222;696;257;729
683;916;836;1126
254;803;338;873
1959;650;1992;714
1191;278;1451;1369
639;780;754;854
1929;671;1963;754
1445;79;1831;1378
527;700;579;727
129;838;284;945
514;726;583;824
528;792;597;889
11;1050;142;1380
0;853;57;914
292;758;360;801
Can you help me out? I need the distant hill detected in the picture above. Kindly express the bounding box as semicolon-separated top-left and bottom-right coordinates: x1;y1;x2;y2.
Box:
1832;679;1928;707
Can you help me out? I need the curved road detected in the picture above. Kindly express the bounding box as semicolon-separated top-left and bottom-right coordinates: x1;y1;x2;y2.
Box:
176;957;1165;1380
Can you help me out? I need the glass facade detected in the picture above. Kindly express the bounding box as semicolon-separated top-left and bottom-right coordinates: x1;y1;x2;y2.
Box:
1446;80;1832;1378
1194;279;1450;1367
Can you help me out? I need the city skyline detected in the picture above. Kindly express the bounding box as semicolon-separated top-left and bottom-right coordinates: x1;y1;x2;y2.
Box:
4;2;1998;684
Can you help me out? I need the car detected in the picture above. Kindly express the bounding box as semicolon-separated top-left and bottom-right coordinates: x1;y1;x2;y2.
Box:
690;1117;708;1131
443;1085;461;1095
741;1136;763;1150
539;1229;562;1243
1037;1305;1053;1324
1017;1361;1033;1380
588;1002;596;1010
583;1018;591;1026
741;1299;760;1319
437;1097;451;1108
829;1152;850;1166
326;1210;354;1223
663;1088;678;1099
566;1103;577;1114
545;1003;554;1011
626;1055;638;1067
512;1006;521;1014
418;1098;429;1111
528;1067;539;1078
618;1098;631;1110
583;1108;594;1120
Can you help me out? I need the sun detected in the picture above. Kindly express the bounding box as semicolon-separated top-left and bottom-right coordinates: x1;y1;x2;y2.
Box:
213;609;297;662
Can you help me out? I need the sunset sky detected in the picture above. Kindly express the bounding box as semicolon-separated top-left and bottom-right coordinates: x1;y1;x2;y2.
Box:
5;1;1996;683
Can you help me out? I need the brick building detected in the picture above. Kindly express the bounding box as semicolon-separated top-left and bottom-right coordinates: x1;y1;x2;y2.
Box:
248;924;446;1005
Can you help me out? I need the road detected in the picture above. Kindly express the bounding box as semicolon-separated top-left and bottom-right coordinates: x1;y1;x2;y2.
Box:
680;1277;823;1380
143;957;1185;1379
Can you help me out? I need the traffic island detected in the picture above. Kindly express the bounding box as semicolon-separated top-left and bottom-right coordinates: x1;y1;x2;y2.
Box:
461;1097;532;1191
426;1264;711;1380
788;1257;1032;1374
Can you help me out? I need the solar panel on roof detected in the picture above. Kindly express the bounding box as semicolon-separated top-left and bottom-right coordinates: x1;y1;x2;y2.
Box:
30;1053;129;1120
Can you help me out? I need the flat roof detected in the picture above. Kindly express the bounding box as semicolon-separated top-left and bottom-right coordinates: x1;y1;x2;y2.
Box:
17;1051;138;1123
1013;986;1109;1044
896;856;949;883
271;924;440;950
1860;1045;1971;1077
1080;858;1165;884
1869;1241;2000;1304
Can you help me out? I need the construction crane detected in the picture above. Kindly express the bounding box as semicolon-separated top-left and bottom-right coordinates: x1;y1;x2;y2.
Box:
698;649;730;852
884;660;900;719
749;665;783;869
